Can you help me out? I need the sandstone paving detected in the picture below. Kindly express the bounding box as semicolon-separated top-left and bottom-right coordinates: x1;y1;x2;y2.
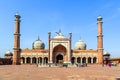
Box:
0;64;120;80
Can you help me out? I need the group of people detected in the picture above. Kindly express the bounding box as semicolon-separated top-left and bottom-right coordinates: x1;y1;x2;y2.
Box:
76;63;87;67
106;62;118;67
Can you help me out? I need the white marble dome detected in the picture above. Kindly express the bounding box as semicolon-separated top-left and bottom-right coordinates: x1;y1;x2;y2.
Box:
104;51;109;54
74;39;87;50
54;34;65;38
5;50;13;56
33;38;45;49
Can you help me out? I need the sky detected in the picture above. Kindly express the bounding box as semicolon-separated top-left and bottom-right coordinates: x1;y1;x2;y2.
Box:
0;0;120;58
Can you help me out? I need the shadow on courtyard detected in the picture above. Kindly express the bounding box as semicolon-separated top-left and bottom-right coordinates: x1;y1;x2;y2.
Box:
116;78;120;80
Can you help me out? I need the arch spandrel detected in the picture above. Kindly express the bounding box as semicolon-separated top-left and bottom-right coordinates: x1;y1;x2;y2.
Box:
53;44;67;54
52;42;68;50
53;44;67;51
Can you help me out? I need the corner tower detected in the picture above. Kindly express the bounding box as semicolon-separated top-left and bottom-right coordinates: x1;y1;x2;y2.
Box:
97;16;104;64
13;13;21;65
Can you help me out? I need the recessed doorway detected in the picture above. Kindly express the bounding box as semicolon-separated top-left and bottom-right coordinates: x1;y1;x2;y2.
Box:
56;54;63;63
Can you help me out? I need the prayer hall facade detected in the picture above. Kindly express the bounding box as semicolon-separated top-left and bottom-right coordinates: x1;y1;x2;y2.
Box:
12;14;104;65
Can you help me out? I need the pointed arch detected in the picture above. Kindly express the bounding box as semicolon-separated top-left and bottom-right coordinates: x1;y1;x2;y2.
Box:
82;57;86;63
38;57;42;64
21;57;25;64
88;57;92;63
32;57;36;64
71;57;76;64
26;57;31;63
44;57;48;64
53;44;67;63
77;57;81;63
93;57;97;63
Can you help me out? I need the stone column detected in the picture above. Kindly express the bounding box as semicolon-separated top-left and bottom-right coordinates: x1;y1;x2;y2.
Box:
86;58;88;63
64;55;66;62
75;57;77;64
30;57;32;64
38;57;39;64
91;58;93;63
36;58;38;64
96;58;98;63
81;58;82;64
42;57;44;64
20;58;23;64
25;57;26;64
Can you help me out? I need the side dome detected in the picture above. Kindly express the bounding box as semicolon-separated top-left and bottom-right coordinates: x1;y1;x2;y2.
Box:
33;38;45;49
104;51;110;56
5;50;13;58
74;39;87;50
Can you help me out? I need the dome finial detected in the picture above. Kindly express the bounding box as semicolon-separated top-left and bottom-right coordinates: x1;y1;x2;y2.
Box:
54;29;65;38
16;12;19;15
80;36;82;40
38;35;40;40
55;29;63;36
59;29;61;33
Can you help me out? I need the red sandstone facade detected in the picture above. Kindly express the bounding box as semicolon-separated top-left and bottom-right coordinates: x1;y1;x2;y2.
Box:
97;16;104;64
12;14;104;65
12;14;21;65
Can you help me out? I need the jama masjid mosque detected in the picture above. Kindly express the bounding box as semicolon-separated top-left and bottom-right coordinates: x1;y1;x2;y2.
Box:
12;14;103;65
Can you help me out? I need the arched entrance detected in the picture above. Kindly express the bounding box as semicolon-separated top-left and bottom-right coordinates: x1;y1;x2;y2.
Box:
77;57;81;63
71;57;75;64
82;57;86;63
38;57;42;64
26;57;31;63
32;57;36;64
53;44;67;63
44;57;48;64
88;57;91;63
93;57;97;63
56;54;63;63
21;57;25;64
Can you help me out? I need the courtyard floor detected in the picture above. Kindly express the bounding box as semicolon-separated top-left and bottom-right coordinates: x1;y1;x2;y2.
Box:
0;64;120;80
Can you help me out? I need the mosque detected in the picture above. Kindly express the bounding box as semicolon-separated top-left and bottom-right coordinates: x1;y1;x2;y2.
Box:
10;14;104;65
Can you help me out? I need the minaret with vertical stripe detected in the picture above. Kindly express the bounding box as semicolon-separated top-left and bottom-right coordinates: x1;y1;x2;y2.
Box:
13;13;21;65
97;16;104;64
48;32;51;64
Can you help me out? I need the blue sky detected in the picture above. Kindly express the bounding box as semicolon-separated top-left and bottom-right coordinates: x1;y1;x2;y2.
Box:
0;0;120;58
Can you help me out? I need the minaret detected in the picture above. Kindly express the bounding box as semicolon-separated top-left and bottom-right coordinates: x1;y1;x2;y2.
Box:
97;16;104;64
69;32;72;63
13;13;21;65
48;32;51;64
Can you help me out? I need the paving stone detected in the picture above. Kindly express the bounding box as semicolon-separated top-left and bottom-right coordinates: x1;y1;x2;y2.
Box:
0;64;119;80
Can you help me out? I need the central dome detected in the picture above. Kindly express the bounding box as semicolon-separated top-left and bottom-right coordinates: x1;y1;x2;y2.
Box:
54;34;65;38
74;39;87;50
33;37;45;49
